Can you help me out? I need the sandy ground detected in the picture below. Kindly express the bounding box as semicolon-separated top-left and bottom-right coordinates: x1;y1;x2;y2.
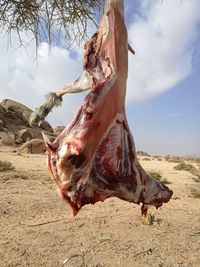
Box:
0;146;199;267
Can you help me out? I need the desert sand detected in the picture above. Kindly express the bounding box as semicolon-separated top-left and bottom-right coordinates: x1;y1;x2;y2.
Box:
0;146;199;267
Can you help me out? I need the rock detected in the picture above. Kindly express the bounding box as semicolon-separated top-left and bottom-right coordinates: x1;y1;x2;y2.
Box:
0;132;14;145
28;127;43;139
20;139;46;154
0;99;54;148
40;121;54;133
0;112;5;121
0;99;32;123
0;106;6;124
16;129;33;143
54;126;65;135
0;120;4;131
0;104;5;114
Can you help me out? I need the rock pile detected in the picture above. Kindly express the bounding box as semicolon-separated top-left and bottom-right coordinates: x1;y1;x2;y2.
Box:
0;99;57;154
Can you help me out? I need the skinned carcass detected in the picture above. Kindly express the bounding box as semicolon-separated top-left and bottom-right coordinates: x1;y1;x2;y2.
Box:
30;0;173;216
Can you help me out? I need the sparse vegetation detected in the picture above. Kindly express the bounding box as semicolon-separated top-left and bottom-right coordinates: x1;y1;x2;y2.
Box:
164;155;183;163
143;157;151;161
162;178;171;184
174;162;200;178
190;188;200;199
151;155;162;161
13;174;28;180
137;151;150;157
148;170;171;184
164;155;200;165
193;177;200;183
0;160;15;172
195;158;200;164
147;213;155;225
148;170;162;180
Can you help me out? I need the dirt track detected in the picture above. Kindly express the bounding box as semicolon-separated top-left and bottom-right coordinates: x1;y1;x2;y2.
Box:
0;147;199;267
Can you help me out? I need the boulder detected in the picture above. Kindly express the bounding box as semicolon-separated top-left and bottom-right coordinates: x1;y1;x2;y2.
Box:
40;121;54;133
0;99;32;123
0;119;4;131
28;127;43;139
54;126;65;135
0;132;14;145
0;104;5;114
0;106;6;124
0;99;55;148
20;139;46;154
16;129;33;143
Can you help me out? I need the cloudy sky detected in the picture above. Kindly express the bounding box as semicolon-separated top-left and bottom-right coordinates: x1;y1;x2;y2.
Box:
0;0;200;156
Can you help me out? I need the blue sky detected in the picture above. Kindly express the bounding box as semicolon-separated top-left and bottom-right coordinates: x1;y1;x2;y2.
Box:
127;69;200;155
0;0;199;156
124;0;200;155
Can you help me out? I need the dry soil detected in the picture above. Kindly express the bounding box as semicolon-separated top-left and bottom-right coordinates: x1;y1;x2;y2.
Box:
0;147;199;267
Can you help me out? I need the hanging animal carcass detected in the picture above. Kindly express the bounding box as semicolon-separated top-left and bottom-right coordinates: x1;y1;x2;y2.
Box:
29;0;173;216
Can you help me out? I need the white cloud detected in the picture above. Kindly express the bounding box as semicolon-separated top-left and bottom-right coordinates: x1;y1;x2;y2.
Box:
127;0;200;103
169;113;182;117
0;33;84;126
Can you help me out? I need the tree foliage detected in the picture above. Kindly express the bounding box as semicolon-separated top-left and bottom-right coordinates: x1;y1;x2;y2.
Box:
0;0;103;49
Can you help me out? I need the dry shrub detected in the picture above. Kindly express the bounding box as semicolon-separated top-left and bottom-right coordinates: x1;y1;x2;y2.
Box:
147;213;155;225
148;170;171;184
162;178;171;184
174;162;200;178
195;158;200;164
148;170;162;180
137;151;150;157
193;177;200;183
0;160;15;172
190;188;200;199
164;155;200;165
143;157;151;161
185;157;200;164
164;155;183;163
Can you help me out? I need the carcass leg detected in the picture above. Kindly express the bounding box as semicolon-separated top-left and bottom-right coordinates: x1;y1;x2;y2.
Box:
29;71;94;126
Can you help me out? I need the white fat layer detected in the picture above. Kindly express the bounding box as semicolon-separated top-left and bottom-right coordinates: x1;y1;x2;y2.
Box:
74;71;93;92
60;143;68;158
100;15;109;44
